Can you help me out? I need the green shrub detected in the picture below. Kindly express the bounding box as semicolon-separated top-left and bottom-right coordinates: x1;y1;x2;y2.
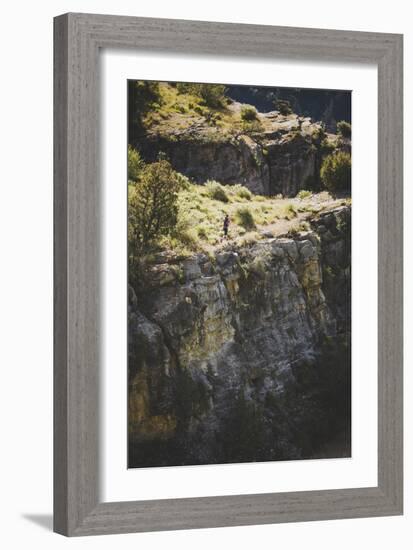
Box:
275;98;292;115
236;207;256;230
176;82;195;94
197;84;227;108
127;145;144;182
128;159;184;256
176;82;227;109
240;104;258;121
205;180;229;203
128;80;162;140
337;120;351;139
297;190;312;200
175;171;191;190
234;185;252;200
174;228;199;250
287;225;300;238
238;231;261;247
183;83;227;109
284;203;297;219
194;105;207;117
320;151;351;192
197;226;209;240
241;119;263;134
311;125;326;145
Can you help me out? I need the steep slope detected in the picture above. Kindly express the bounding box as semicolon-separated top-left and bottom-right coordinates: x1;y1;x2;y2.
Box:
132;84;343;196
128;205;351;467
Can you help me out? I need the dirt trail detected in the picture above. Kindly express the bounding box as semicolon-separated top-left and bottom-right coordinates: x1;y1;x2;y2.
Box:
214;192;350;253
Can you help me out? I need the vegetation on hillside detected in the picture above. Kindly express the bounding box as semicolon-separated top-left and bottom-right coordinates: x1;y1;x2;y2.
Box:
275;98;293;115
127;82;351;260
176;82;228;108
240;104;258;121
128;81;162;141
128;155;184;261
128;81;319;142
320;151;351;193
131;81;231;136
128;146;351;259
337;120;351;139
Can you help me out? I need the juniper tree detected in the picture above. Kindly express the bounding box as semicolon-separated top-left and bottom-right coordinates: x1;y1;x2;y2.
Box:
128;158;183;258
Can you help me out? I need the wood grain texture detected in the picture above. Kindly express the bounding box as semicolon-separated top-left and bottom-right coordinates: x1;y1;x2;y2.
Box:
53;13;403;536
377;33;403;509
53;14;69;536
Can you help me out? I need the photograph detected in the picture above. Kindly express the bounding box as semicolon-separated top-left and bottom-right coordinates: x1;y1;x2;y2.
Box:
0;0;405;543
127;79;352;468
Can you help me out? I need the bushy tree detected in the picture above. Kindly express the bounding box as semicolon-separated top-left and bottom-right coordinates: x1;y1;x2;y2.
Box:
234;185;252;200
205;180;229;203
174;82;227;109
127;145;144;182
320;151;351;192
175;82;195;94
128;80;162;140
240;114;264;134
275;98;292;115
311;124;326;145
128;158;183;256
337;120;352;139
236;207;255;230
240;104;258;121
197;84;227;108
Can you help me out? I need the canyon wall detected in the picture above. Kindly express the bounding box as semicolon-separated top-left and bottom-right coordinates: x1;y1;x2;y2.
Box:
137;111;336;197
128;206;351;467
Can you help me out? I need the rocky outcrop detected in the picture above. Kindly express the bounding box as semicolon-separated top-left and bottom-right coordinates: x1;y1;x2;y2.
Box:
138;133;270;195
128;206;351;467
136;110;336;197
225;86;351;133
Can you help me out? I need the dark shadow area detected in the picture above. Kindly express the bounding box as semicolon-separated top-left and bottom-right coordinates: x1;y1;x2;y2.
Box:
22;514;53;531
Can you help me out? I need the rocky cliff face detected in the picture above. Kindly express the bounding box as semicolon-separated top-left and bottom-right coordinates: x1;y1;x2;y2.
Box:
225;86;351;132
137;108;337;197
128;206;351;467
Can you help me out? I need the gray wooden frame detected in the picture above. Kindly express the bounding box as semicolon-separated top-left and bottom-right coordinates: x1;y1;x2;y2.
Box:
54;12;403;536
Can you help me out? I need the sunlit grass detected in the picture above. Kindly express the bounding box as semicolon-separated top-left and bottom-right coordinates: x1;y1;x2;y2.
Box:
142;82;270;137
159;181;318;254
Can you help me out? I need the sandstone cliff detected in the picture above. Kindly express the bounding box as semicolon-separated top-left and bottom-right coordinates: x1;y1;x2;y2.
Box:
128;205;351;467
135;98;341;197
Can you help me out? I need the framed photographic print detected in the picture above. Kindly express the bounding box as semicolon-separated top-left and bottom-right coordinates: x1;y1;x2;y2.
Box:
126;79;352;470
54;13;403;536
